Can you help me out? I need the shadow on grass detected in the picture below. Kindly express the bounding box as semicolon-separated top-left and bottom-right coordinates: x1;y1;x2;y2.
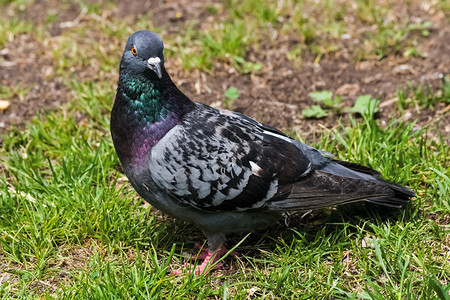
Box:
154;200;418;268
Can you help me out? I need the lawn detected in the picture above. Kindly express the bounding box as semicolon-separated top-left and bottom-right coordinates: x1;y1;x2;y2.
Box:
0;0;449;299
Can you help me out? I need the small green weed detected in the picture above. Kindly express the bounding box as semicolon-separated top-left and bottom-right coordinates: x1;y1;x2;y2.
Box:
302;91;342;118
348;94;380;119
169;21;261;73
197;22;258;73
223;86;239;109
302;91;379;119
0;18;34;47
396;76;450;110
354;0;433;60
51;26;121;76
0;83;32;101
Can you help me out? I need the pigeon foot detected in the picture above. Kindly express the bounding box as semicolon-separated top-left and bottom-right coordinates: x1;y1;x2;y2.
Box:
171;244;238;275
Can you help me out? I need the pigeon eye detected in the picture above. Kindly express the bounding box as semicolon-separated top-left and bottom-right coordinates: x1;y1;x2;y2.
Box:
131;46;138;56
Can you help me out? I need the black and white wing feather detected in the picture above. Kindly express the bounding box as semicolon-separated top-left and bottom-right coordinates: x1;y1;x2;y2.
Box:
149;103;312;211
149;103;413;212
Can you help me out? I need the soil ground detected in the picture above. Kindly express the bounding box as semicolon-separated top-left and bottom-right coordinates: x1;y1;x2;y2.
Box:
1;0;449;141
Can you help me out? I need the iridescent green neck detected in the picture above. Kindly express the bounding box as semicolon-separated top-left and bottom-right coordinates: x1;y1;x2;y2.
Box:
121;74;170;123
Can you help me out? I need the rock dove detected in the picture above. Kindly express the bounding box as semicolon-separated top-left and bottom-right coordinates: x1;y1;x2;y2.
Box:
110;30;415;275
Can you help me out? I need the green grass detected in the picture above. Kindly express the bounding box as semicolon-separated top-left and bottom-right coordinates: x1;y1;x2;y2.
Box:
0;18;34;47
396;77;450;110
163;0;439;72
0;77;448;298
0;0;440;75
0;83;32;101
0;0;449;298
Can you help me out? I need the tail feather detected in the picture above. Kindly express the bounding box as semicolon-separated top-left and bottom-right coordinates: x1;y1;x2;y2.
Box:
332;159;415;198
266;170;414;211
382;179;415;198
367;180;415;207
367;197;409;208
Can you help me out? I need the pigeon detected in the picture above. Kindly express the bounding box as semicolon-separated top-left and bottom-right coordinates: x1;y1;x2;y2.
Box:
110;30;415;275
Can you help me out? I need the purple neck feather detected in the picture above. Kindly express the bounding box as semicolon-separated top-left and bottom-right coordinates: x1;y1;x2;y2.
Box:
111;67;194;169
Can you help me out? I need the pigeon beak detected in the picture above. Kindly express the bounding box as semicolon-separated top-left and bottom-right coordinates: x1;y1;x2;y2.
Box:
147;57;162;79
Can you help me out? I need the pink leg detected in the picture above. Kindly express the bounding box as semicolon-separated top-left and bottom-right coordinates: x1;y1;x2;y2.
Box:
191;243;210;260
172;244;238;275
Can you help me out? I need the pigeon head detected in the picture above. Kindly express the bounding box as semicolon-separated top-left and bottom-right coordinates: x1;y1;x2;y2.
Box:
121;30;165;79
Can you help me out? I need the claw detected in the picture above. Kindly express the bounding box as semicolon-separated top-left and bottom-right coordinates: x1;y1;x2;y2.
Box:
172;244;239;275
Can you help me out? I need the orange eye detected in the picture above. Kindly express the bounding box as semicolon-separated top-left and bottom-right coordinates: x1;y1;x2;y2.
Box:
131;46;138;56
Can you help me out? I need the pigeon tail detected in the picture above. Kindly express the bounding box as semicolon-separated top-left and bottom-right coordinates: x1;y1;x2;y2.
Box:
265;170;413;211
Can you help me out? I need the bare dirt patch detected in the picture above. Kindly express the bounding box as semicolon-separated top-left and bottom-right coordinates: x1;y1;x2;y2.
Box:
1;0;449;138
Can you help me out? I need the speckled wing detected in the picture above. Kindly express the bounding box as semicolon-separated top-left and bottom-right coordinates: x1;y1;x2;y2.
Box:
149;103;312;211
